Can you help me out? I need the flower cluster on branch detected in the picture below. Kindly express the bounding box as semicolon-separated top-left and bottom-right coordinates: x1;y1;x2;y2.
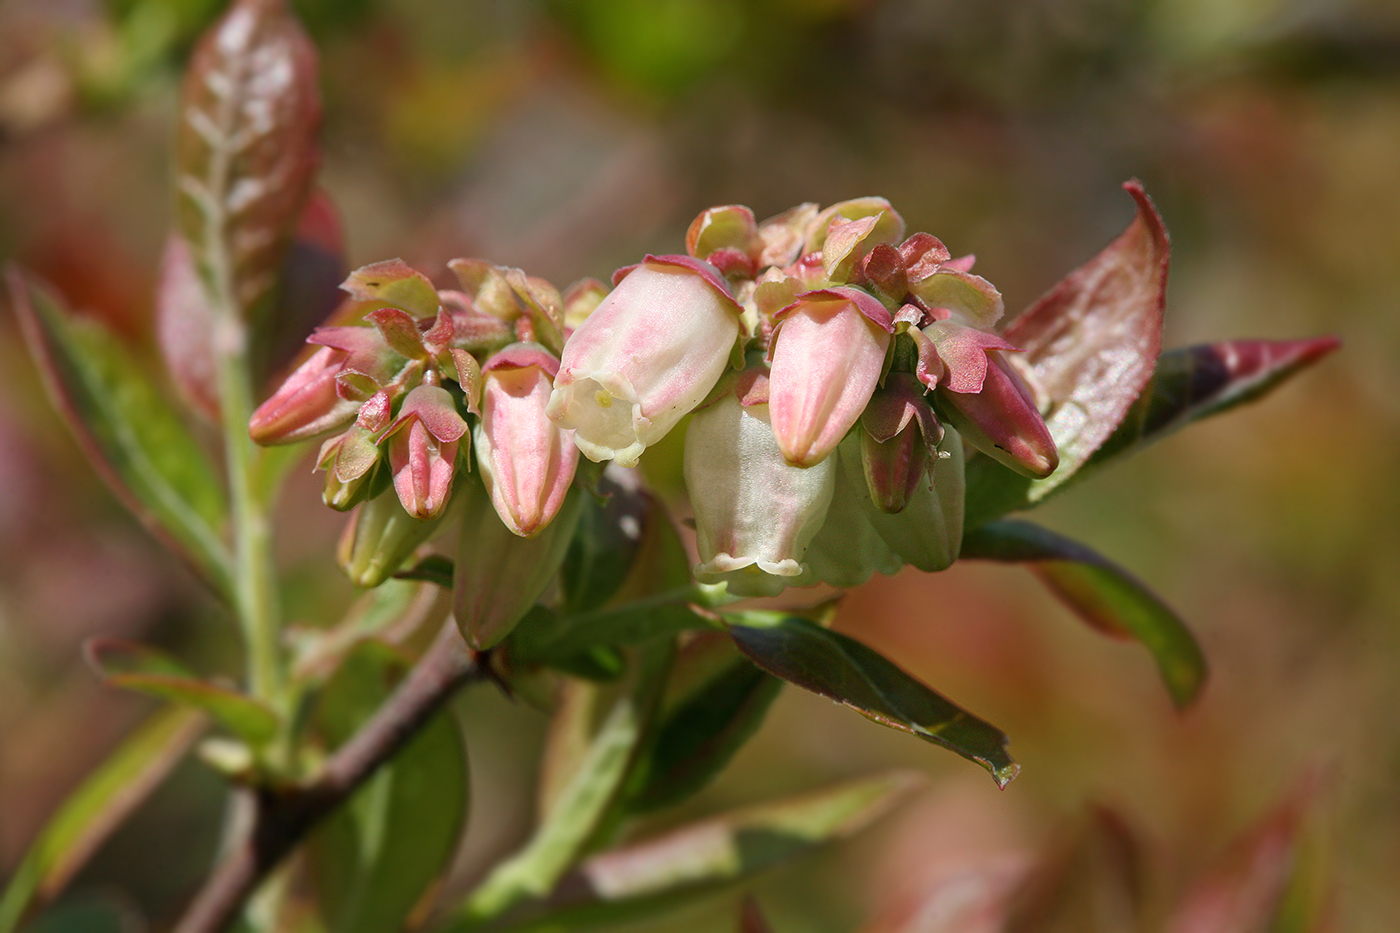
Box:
251;197;1063;610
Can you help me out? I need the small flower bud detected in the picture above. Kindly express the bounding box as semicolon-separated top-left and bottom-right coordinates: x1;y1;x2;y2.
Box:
937;352;1058;479
846;427;965;573
768;287;893;467
386;385;469;519
476;344;579;537
249;345;359;445
547;255;743;467
859;375;943;514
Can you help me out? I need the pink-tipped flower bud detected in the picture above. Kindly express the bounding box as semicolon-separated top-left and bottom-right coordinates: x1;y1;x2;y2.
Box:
476;344;579;537
859;374;943;514
385;385;468;519
845;427;965;573
249;345;360;445
768;287;893;467
685;389;837;598
455;476;582;649
547;255;743;468
936;351;1058;479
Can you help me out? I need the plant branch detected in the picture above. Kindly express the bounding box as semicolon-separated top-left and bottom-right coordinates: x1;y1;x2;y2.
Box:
174;623;484;933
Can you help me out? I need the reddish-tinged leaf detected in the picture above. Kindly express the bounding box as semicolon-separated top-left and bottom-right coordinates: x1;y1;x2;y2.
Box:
160;193;347;422
342;259;442;319
1087;336;1341;469
961;520;1206;708
86;639;280;746
1169;778;1333;933
626;635;783;813
175;0;321;319
964;336;1339;530
10;270;233;596
1003;807;1146;933
259;188;349;376
0;707;204;932
1002;180;1168;493
725;612;1018;787
861;864;1022;933
581;771;920;900
155;234;222;420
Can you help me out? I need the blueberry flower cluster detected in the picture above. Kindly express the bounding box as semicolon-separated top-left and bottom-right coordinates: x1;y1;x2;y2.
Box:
548;200;1058;597
250;198;1059;614
249;259;598;606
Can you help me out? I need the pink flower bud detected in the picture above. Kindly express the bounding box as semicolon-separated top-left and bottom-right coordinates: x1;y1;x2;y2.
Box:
768;288;892;467
385;385;468;519
845;427;965;573
547;255;743;468
685;392;837;598
476;345;579;537
859;375;943;514
937;352;1058;479
249;345;360;444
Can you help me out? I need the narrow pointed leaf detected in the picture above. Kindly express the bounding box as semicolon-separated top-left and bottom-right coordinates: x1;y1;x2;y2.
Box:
510;603;709;670
1086;336;1341;471
724;613;1018;787
963;182;1169;526
961;520;1206;708
964;336;1340;530
626;635;783;813
86;640;281;745
492;772;921;932
309;641;468;933
452;645;670;926
1169;778;1327;933
10;271;232;595
1004;180;1168;485
0;707;204;932
175;0;321;320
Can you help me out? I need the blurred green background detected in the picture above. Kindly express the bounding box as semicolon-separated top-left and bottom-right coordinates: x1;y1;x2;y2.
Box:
0;0;1396;929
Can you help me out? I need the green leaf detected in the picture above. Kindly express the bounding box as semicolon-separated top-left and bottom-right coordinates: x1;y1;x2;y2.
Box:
85;639;281;745
450;645;671;927
961;520;1207;708
626;634;782;813
0;707;204;932
10;271;233;595
563;471;694;616
965;336;1339;530
510;603;710;670
1084;336;1341;473
309;641;469;933
497;772;922;932
725;612;1018;788
289;577;448;684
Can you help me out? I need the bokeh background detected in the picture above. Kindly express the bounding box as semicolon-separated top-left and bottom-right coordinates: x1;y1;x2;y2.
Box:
1;0;1396;930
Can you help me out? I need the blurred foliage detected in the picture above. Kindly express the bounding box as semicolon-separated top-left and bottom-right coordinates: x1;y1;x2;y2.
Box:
1;0;1396;929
